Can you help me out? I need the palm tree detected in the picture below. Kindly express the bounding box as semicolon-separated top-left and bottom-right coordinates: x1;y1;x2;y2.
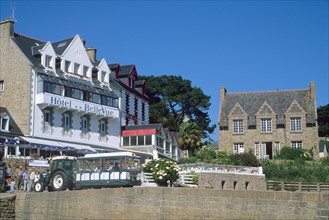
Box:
178;121;203;154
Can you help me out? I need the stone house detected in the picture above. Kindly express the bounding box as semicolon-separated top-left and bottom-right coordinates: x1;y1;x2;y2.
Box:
218;83;319;159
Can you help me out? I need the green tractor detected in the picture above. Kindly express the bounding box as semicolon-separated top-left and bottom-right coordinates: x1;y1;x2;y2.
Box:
35;156;77;192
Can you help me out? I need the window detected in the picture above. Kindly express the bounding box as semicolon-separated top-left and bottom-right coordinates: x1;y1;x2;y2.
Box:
83;91;91;102
0;80;4;91
100;120;107;136
92;94;101;104
65;60;71;72
233;143;244;154
83;66;89;77
72;89;82;99
292;141;302;149
44;82;62;95
45;55;52;68
290;117;301;131
43;110;52;133
274;142;280;156
63;113;70;134
81;117;89;138
74;63;80;74
101;71;106;82
261;119;272;132
0;116;9;131
233;120;243;133
254;143;260;158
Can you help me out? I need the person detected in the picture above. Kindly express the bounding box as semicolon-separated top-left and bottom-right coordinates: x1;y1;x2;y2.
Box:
6;165;12;178
16;166;23;191
22;169;29;192
27;169;35;192
34;171;40;191
9;177;15;194
112;163;120;171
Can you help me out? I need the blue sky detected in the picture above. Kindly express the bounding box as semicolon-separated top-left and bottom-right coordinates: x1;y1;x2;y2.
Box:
0;0;328;142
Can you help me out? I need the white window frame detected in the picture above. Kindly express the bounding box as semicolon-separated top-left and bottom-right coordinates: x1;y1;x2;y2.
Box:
45;55;52;68
254;143;260;158
83;66;89;77
233;143;244;154
0;80;4;91
43;110;51;133
65;60;71;72
261;118;272;132
274;142;280;156
292;141;302;149
233;119;243;133
74;63;80;74
100;120;106;136
290;117;301;131
63;113;70;134
82;117;88;138
0;115;9;131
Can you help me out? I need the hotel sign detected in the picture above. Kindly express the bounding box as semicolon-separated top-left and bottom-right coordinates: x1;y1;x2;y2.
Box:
36;93;119;118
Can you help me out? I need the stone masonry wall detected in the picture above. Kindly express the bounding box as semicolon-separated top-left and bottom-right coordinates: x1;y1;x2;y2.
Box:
0;20;32;135
198;172;266;191
0;194;16;219
13;187;329;220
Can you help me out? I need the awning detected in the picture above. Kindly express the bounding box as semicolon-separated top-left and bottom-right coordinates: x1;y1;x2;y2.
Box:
19;136;96;152
57;142;96;152
20;137;62;148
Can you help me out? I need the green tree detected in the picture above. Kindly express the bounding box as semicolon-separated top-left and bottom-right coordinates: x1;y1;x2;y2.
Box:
179;121;203;153
139;75;215;139
318;104;329;137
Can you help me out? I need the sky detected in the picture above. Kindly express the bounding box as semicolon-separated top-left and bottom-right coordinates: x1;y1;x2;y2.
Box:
0;0;328;142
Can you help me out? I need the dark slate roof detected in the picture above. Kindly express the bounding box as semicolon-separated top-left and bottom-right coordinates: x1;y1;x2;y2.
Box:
108;63;120;70
118;65;134;77
93;60;101;66
219;89;316;127
51;37;75;55
135;80;145;87
12;33;46;66
121;123;162;131
31;44;46;56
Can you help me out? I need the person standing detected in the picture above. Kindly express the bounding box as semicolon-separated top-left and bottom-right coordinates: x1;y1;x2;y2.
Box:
16;166;23;191
22;169;29;192
27;169;35;192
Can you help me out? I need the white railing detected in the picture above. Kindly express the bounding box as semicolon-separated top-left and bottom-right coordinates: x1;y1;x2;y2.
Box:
140;172;157;187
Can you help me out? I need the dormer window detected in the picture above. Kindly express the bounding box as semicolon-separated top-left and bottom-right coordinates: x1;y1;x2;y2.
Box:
45;55;52;68
83;66;89;77
101;71;106;82
0;114;9;132
65;60;71;73
74;63;80;74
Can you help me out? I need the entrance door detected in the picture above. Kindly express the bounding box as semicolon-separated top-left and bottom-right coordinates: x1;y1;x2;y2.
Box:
265;142;273;159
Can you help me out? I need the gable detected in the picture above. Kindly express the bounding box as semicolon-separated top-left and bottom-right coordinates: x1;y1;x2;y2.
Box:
229;103;247;117
256;101;276;116
59;35;93;67
285;100;306;115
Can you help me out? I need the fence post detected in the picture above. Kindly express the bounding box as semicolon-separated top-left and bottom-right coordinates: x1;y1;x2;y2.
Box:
298;182;302;191
317;183;320;192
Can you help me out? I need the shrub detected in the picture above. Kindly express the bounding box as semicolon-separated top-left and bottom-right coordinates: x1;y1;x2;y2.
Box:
196;146;217;163
229;152;260;167
179;156;197;164
275;147;314;161
215;150;230;164
143;158;179;186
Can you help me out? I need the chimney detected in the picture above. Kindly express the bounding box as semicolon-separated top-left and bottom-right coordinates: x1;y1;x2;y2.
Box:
0;19;14;38
220;86;227;103
81;39;86;47
86;47;97;62
310;81;317;124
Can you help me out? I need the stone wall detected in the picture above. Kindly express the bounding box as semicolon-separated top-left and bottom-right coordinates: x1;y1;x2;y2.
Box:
198;172;266;191
14;187;329;220
0;194;16;219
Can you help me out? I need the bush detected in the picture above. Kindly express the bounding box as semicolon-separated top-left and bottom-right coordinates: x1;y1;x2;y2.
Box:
215;150;230;164
196;146;217;163
143;158;179;186
275;147;313;161
229;152;260;167
179;156;197;164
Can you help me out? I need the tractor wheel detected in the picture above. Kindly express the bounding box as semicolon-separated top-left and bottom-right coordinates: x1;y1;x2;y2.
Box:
51;171;68;191
34;181;44;192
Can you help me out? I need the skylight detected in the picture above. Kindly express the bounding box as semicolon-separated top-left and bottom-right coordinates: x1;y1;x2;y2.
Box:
57;42;67;48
